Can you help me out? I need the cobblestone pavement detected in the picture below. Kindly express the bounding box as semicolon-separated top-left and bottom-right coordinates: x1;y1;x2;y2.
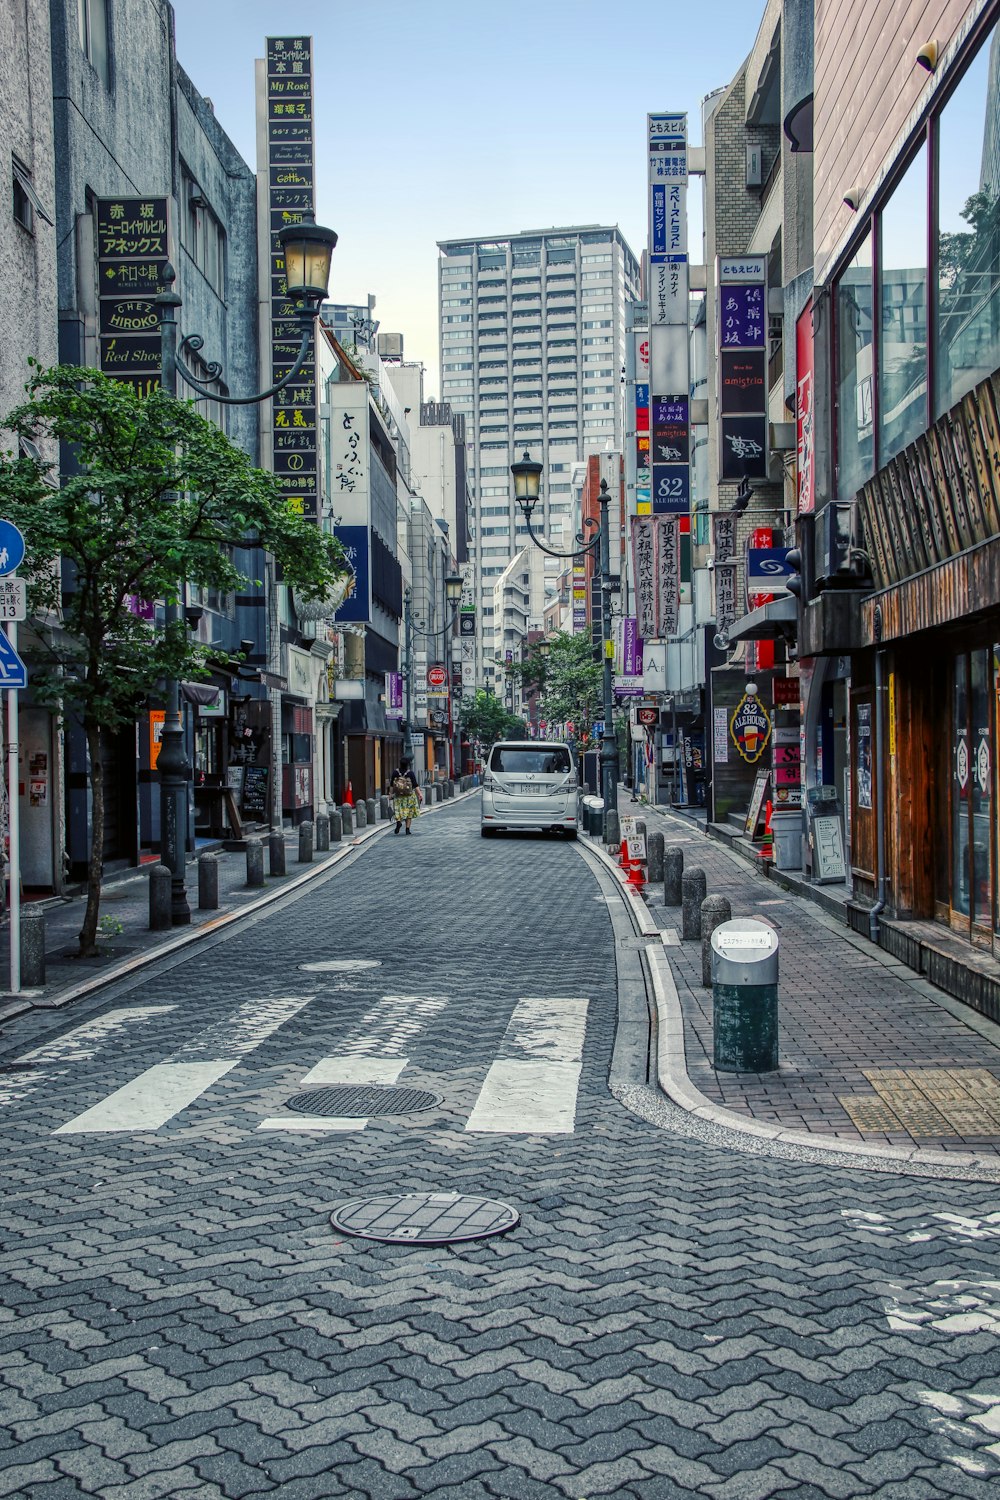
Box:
632;804;1000;1158
2;797;1000;1498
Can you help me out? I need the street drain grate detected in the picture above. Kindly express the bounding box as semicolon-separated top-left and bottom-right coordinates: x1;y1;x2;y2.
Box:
285;1085;441;1117
331;1192;520;1245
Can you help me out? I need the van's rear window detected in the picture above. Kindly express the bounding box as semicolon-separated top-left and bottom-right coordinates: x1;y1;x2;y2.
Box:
490;747;571;775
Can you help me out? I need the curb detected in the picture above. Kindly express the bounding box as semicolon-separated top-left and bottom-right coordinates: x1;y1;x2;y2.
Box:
577;826;1000;1175
1;791;475;1021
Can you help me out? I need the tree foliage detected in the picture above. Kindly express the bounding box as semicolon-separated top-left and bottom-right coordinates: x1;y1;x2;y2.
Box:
458;689;524;750
0;364;349;952
509;631;603;738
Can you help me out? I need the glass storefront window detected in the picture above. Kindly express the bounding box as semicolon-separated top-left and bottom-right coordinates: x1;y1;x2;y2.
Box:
835;234;874;500
952;656;971;917
935;24;1000;417
879;144;928;463
970;649;991;925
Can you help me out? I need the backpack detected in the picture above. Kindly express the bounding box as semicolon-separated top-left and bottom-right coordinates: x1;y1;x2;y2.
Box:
390;771;410;797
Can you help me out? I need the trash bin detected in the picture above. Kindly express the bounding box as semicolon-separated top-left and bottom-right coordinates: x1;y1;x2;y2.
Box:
771;808;803;871
711;918;779;1072
583;796;604;837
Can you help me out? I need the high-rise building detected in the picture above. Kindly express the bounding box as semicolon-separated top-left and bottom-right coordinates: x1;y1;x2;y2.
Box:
437;225;640;686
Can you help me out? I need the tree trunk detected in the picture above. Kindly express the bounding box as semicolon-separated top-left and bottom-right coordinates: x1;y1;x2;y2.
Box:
79;723;104;957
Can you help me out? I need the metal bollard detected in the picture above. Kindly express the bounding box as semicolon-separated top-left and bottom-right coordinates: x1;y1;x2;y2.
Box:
198;853;220;910
355;800;367;829
700;894;732;988
605;808;620;849
341;804;354;836
365;797;377;825
330;810;343;844
379;795;391;820
20;905;45;987
664;845;684;906
711;919;779;1072
149;863;172;929
315;814;330;852
647;830;665;884
298;821;314;863
268;831;286;877
681;867;707;940
245;838;264;888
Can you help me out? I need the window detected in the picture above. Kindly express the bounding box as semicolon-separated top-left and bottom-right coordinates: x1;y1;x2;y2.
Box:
879;144;927;463
442;297;471;307
442;314;471;323
835;232;874;500
480;466;508;475
78;0;110;86
181;170;226;296
935;23;1000;416
12;157;51;233
443;362;473;371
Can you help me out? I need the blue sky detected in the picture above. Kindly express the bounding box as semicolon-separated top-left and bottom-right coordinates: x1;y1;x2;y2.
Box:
169;0;762;395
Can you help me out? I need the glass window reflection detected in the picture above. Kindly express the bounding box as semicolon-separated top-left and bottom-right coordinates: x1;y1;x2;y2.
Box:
935;25;1000;416
835;234;874;500
879;144;928;463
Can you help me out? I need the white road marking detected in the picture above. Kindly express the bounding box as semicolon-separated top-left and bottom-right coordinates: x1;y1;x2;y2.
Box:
298;959;381;973
258;1116;366;1132
54;995;312;1134
466;997;588;1134
1;1008;173;1108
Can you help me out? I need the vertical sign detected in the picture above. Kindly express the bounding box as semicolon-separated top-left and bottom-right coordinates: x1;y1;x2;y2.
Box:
647;113;689;522
718;256;768;481
95;198;169;395
631;517;656;642
634;330;651;512
264;37;318;521
655;516;680;638
796;299;815;515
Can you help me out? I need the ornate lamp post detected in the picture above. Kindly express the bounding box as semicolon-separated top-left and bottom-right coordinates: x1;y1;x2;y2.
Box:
510;451;618;817
153;213;337;924
402;570;463;772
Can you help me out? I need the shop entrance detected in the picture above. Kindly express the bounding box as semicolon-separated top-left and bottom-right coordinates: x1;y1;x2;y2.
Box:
939;649;993;944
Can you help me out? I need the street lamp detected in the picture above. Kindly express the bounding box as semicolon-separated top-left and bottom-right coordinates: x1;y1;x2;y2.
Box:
510;451;618;818
153;213;337;925
402;571;463;771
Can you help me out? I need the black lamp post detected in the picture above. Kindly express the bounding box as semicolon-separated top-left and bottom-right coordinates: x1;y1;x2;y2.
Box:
403;570;463;772
510;450;618;816
153;212;337;924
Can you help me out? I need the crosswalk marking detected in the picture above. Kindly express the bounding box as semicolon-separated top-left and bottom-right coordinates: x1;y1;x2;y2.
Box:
465;997;589;1134
258;1055;408;1132
54;995;312;1135
1;1008;174;1108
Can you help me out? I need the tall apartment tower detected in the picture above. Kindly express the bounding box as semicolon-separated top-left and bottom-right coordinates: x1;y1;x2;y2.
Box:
437;225;640;686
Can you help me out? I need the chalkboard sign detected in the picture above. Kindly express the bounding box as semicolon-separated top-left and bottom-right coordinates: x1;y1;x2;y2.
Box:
812;815;846;883
241;765;269;820
744;769;770;837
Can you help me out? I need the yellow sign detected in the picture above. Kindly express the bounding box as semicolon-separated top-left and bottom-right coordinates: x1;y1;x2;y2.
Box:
149;709;166;770
888;671;896;756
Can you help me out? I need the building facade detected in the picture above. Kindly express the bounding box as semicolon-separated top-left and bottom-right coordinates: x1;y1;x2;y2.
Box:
436;225;640;691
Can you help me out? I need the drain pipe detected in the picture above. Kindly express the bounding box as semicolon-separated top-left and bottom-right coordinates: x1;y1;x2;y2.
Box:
869;644;888;943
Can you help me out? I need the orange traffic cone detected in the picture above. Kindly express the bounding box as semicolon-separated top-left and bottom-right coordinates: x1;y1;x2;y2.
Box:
627;859;646;890
344;781;354;807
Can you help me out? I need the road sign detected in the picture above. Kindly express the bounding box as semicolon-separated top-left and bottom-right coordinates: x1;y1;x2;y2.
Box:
0;520;25;577
0;629;27;688
426;663;448;689
0;578;26;621
638;706;658;726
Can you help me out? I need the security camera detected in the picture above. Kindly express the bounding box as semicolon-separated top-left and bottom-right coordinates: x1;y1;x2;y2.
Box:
915;39;938;72
843;186;863;212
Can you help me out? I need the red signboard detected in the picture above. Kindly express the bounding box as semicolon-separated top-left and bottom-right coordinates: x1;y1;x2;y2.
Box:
774;676;801;705
426;663;448;689
796;300;815;515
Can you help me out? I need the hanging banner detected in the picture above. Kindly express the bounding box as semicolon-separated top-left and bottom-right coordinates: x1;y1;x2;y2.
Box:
713;511;738;563
796;299;815;515
385;671;403;719
631;517;656;641
654;516;680;638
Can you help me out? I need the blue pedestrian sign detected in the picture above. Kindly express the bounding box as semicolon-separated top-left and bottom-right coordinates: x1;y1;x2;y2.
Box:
0;519;25;577
0;629;27;688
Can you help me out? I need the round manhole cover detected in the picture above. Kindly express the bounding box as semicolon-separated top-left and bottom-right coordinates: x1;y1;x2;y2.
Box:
331;1192;520;1245
285;1085;441;1118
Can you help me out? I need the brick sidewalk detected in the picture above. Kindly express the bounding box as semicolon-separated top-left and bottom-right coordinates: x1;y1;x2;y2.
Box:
631;800;1000;1157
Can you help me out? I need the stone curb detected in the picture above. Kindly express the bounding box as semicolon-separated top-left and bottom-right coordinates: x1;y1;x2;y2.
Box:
575;825;1000;1176
3;789;477;1020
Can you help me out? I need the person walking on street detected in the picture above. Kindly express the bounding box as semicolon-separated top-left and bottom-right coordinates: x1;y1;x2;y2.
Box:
389;759;421;835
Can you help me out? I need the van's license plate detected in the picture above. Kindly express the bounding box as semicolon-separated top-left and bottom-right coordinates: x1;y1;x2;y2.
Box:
517;784;543;793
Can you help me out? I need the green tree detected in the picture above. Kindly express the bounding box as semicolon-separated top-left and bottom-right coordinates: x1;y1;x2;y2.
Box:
0;364;347;956
459;688;524;752
509;631;602;742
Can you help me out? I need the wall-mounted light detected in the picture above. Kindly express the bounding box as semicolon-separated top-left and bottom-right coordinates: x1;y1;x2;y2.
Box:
916;39;938;72
843;186;863;212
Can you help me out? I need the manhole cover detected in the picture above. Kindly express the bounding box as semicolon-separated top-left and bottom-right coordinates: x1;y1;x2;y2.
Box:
331;1192;519;1245
285;1085;441;1117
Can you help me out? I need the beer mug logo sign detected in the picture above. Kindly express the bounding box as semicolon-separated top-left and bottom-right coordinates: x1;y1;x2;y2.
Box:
730;683;772;764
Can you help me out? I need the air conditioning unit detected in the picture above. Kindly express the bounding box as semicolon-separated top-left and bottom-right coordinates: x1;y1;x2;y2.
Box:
814;501;859;587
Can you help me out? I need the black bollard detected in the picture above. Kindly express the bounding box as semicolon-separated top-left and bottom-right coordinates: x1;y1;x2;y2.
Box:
149;863;172;930
20;905;46;987
701;894;732;988
315;814;330;852
365;797;377;825
298;821;314;863
330;810;343;844
681;867;707;940
664;845;684;906
605;808;620;850
246;838;265;888
341;804;354;836
355;800;367;829
647;831;665;884
379;795;391;820
198;853;220;910
268;832;286;877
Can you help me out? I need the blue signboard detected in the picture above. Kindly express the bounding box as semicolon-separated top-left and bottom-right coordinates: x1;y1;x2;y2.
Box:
651;464;690;514
650;184;667;255
0;519;26;576
331;525;371;623
747;547;792;592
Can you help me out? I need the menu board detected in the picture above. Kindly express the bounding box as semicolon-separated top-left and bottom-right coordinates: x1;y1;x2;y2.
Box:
241;765;270;819
744;769;770;837
812;815;846;883
265;37;318;521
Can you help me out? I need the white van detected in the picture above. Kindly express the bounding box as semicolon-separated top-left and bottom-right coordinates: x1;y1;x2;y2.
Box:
480;740;579;838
